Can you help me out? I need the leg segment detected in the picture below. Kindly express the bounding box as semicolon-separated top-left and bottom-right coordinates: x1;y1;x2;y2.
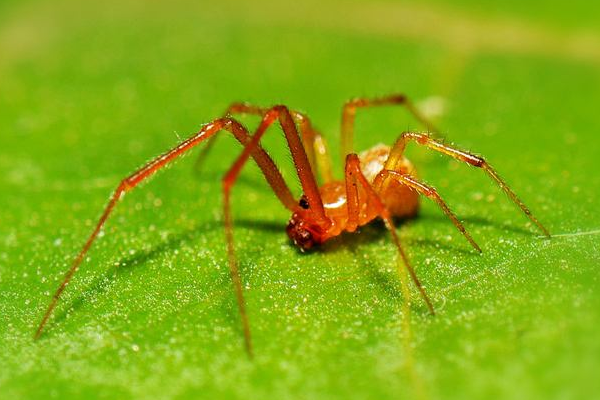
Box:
220;105;328;224
194;103;269;174
390;132;551;237
345;153;435;314
220;105;332;354
35;117;297;345
375;170;481;252
196;102;335;183
340;94;437;161
310;130;334;184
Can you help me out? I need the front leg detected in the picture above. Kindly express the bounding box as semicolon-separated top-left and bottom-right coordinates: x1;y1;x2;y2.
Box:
196;102;335;184
34;117;297;350
220;105;334;355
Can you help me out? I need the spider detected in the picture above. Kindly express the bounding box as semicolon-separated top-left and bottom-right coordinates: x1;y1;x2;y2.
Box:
35;94;550;356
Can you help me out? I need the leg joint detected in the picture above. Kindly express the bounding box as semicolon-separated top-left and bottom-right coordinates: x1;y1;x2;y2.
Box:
224;103;245;115
387;94;407;103
271;104;289;114
344;98;367;108
422;185;438;198
401;131;429;143
466;154;485;167
345;153;359;165
221;176;233;194
118;179;133;193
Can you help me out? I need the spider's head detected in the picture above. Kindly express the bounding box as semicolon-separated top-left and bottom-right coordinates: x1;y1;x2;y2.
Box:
286;196;326;251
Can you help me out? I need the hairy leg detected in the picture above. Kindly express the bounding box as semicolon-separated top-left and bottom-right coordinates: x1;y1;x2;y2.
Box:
374;170;481;252
34;118;296;346
220;105;333;354
196;102;335;183
388;131;551;237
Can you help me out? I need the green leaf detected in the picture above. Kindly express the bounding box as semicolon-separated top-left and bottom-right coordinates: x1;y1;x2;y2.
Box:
1;0;599;399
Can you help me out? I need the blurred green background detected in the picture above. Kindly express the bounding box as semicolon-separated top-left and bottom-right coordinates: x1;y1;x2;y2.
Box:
1;0;599;399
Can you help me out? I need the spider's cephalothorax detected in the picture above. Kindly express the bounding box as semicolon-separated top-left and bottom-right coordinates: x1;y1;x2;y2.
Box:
36;94;550;358
287;143;421;251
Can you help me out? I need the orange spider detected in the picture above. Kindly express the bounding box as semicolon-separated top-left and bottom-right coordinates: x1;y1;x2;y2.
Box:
35;94;550;356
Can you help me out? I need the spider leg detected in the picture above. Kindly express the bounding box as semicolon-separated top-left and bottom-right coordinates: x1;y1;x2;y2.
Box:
345;153;435;314
312;133;334;183
220;105;331;355
34;117;297;344
221;105;328;222
196;102;335;183
288;109;334;184
374;170;481;252
392;131;551;237
193;103;266;174
341;94;438;161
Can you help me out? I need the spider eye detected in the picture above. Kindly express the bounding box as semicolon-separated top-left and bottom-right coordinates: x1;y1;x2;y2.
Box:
299;196;310;209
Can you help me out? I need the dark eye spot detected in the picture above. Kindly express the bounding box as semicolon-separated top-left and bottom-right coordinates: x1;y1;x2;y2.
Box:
299;197;310;209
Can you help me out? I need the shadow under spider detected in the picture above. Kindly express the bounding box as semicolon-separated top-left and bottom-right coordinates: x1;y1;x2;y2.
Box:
320;218;475;256
50;218;283;331
49;209;526;332
51;221;221;328
418;213;533;237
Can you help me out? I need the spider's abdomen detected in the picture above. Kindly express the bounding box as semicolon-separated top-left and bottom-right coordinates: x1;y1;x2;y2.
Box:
359;144;420;219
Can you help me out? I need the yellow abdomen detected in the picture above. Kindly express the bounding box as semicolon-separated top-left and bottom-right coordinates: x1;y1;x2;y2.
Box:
359;143;420;219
